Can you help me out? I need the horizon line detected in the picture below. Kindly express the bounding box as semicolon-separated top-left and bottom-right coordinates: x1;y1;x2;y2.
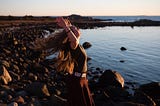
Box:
1;14;160;17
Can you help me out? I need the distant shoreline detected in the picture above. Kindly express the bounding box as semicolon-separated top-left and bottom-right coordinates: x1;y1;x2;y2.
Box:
0;14;160;28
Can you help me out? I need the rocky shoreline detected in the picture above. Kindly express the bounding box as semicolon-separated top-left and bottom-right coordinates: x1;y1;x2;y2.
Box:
0;18;160;106
1;15;160;29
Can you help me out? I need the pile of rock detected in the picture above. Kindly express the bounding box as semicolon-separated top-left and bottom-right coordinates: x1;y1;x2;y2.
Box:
0;26;159;106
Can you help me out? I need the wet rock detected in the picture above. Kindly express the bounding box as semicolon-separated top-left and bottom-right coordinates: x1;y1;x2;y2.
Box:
82;42;92;49
120;60;125;63
0;65;12;84
25;82;50;98
98;69;124;88
120;47;127;51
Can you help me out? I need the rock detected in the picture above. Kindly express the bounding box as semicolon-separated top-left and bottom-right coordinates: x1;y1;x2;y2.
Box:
15;90;28;97
2;48;11;54
134;90;156;106
8;102;18;106
9;71;20;81
29;63;49;74
120;60;125;63
104;86;130;101
0;60;10;68
82;42;92;49
98;69;124;88
13;96;25;104
120;47;127;51
28;73;38;81
26;82;50;98
139;82;160;99
115;102;146;106
50;94;67;106
0;65;12;84
0;103;7;106
0;90;8;100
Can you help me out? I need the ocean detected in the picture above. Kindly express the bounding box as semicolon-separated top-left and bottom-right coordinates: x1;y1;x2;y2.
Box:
47;16;160;85
80;26;160;85
92;16;160;22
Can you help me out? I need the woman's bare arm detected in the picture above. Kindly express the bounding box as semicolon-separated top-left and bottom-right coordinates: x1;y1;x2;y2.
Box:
56;17;80;49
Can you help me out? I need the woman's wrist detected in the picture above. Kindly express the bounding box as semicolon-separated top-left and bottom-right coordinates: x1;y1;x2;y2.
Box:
64;26;71;33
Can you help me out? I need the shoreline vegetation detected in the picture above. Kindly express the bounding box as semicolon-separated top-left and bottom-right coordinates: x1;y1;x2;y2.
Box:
0;14;160;105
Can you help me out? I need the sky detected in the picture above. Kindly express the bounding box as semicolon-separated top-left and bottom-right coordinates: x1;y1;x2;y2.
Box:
0;0;160;16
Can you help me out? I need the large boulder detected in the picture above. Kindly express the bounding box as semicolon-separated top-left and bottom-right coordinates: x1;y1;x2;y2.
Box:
139;82;160;99
98;70;124;88
0;65;12;84
82;42;92;49
134;90;156;106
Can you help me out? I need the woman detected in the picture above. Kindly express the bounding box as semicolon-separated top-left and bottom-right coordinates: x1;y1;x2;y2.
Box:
31;17;95;106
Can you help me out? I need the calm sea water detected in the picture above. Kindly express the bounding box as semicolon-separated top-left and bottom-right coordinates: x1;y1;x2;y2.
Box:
80;27;160;84
92;16;160;22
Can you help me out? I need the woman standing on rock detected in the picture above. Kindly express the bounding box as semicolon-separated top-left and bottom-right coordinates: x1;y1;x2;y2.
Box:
30;17;95;106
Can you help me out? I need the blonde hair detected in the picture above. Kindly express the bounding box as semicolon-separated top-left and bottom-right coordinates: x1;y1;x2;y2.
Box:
30;30;75;74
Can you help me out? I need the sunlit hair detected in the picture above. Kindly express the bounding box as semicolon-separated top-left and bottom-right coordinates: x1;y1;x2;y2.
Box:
30;30;75;74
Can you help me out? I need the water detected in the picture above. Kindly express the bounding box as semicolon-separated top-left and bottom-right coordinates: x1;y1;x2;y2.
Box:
92;16;160;22
80;27;160;85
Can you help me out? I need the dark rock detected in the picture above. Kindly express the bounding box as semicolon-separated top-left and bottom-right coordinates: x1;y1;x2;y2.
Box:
25;82;50;98
13;96;25;104
8;102;18;106
115;102;146;106
9;71;20;81
29;63;49;74
0;103;7;106
120;60;125;63
87;56;92;61
15;90;28;97
0;60;10;68
98;69;124;88
134;90;156;106
96;67;101;71
82;42;92;49
120;47;127;51
104;86;130;101
50;94;67;106
28;73;38;81
139;82;160;99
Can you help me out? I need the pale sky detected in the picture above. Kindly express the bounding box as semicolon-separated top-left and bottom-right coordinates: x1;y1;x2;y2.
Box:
0;0;160;16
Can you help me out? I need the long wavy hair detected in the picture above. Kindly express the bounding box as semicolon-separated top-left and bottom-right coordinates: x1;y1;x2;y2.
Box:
30;30;75;74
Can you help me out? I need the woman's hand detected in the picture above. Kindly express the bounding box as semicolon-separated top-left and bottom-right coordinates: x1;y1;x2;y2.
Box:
56;17;72;28
70;26;81;39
